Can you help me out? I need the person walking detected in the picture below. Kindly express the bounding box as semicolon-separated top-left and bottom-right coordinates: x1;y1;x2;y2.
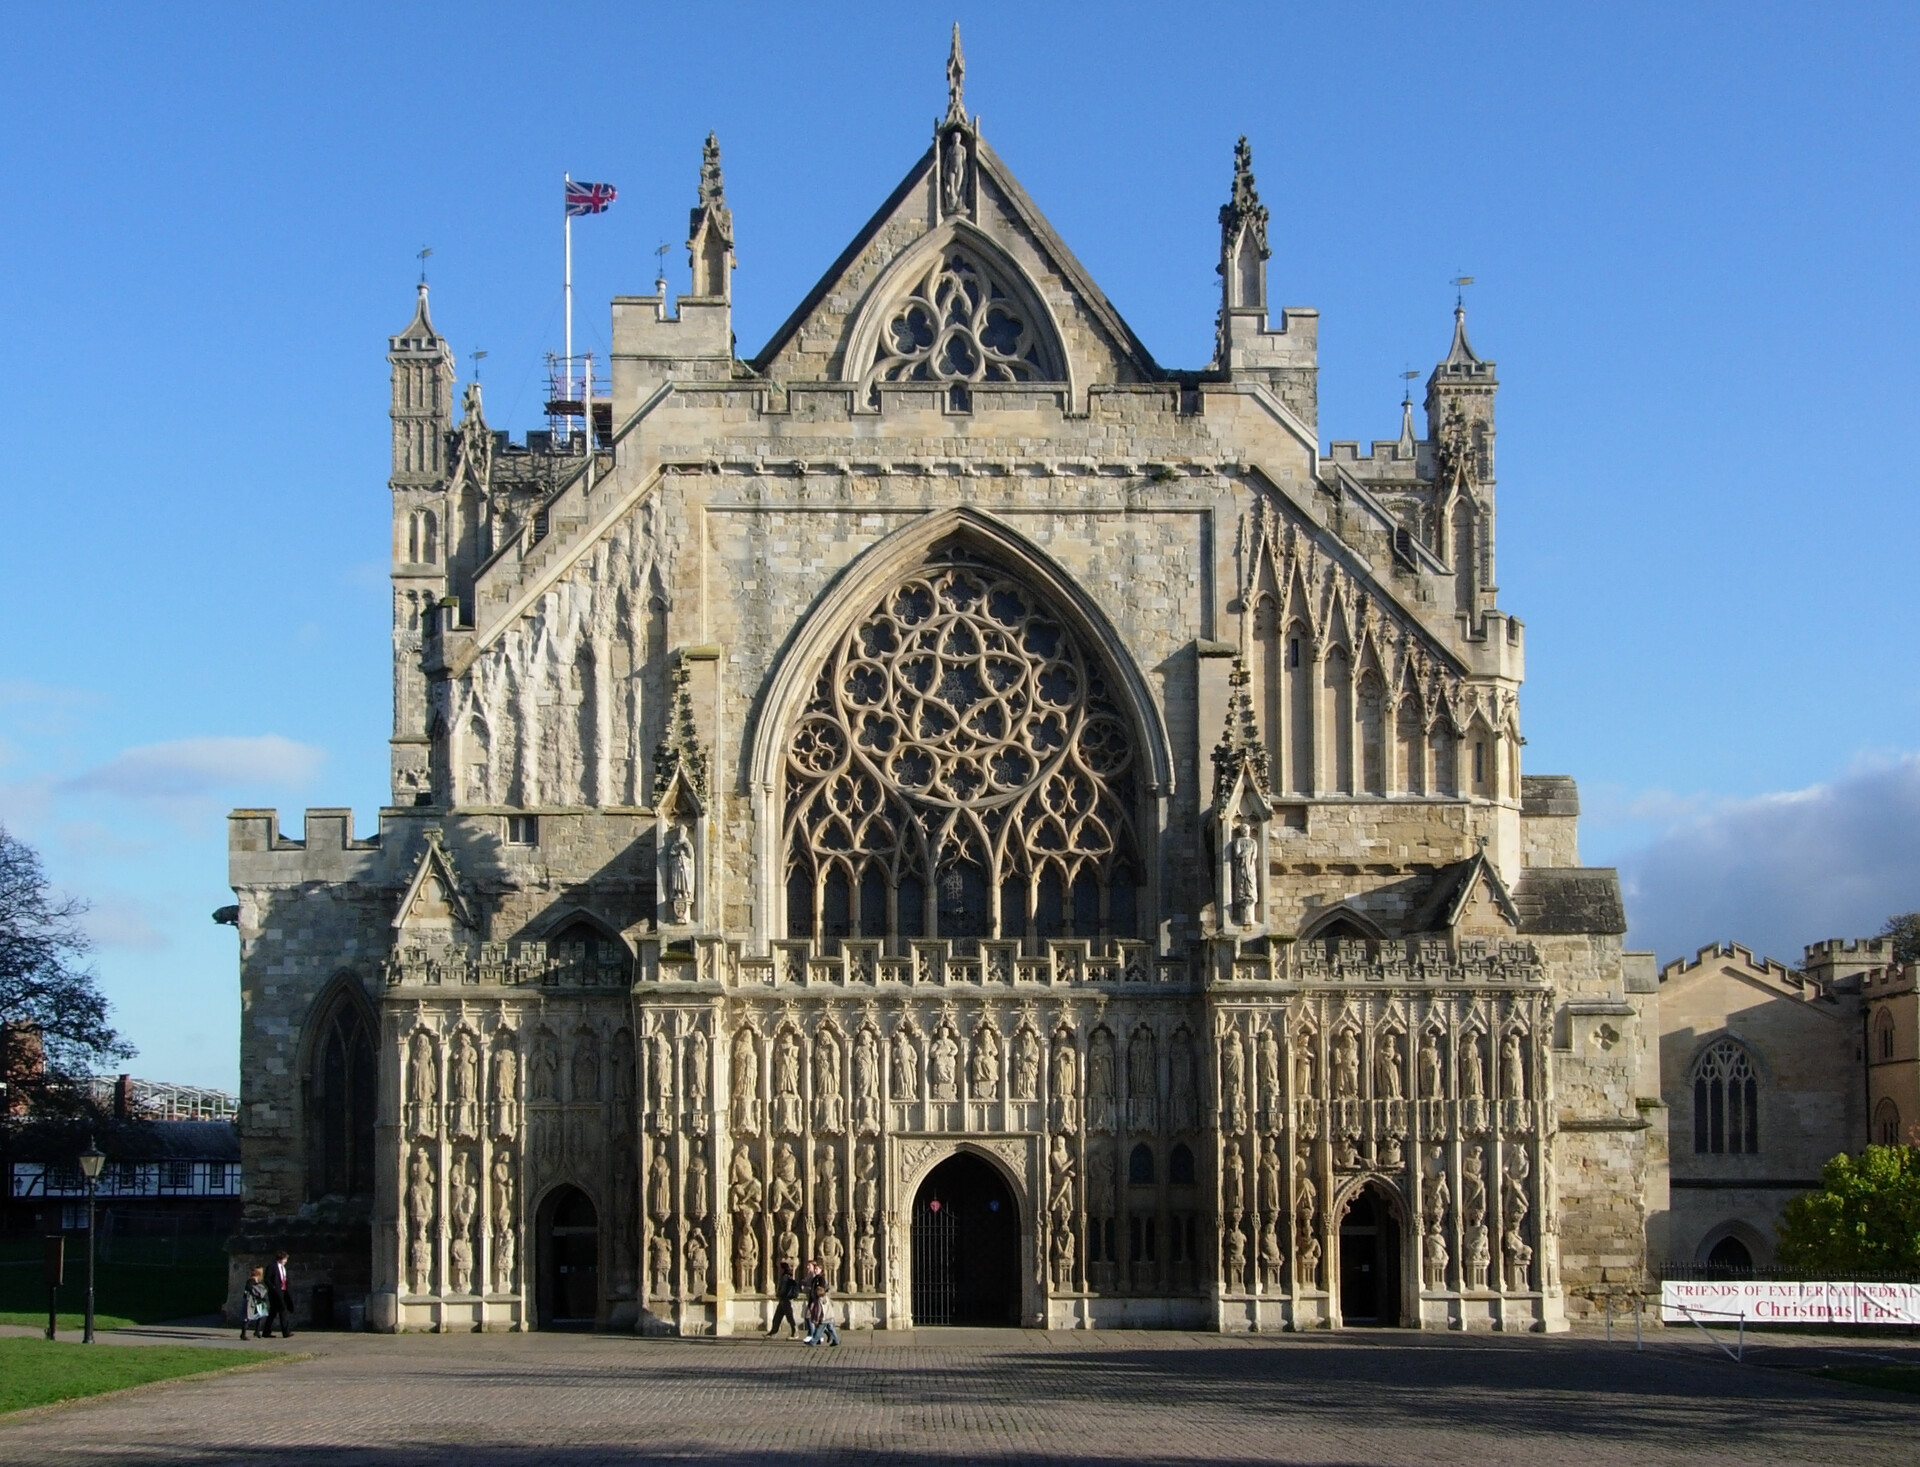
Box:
798;1259;823;1342
805;1269;840;1348
240;1267;269;1341
263;1251;295;1338
767;1260;800;1338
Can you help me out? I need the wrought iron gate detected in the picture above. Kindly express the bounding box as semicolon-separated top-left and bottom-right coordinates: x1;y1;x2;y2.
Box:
912;1198;957;1325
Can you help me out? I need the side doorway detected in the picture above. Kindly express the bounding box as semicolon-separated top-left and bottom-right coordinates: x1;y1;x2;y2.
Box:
537;1185;600;1330
1337;1183;1404;1327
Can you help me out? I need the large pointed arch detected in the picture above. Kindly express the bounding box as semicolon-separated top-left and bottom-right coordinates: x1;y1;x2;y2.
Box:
300;971;379;1202
747;508;1172;950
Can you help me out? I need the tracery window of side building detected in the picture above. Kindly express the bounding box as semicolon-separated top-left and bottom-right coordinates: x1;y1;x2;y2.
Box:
784;549;1141;952
306;983;377;1200
864;246;1063;397
1692;1039;1759;1156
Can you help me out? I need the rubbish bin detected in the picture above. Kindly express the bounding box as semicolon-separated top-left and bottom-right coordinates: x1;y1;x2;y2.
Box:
310;1283;335;1330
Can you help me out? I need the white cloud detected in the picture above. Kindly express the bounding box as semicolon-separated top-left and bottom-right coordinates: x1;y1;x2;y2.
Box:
1616;754;1920;967
66;736;325;801
82;892;171;951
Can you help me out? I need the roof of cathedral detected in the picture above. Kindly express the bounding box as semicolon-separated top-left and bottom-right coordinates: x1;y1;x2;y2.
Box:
1512;868;1628;935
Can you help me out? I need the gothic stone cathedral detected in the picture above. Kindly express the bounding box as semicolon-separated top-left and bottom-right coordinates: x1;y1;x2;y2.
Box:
228;43;1654;1334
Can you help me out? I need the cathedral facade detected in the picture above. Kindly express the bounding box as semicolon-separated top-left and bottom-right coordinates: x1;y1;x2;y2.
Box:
227;40;1656;1333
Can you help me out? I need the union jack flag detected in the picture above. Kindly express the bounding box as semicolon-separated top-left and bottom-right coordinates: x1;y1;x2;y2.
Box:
565;180;617;217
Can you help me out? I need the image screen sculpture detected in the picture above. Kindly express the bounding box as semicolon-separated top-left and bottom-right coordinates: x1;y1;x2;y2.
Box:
784;549;1140;950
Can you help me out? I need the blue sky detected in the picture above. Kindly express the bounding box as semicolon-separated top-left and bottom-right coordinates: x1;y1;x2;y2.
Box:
3;3;1917;1088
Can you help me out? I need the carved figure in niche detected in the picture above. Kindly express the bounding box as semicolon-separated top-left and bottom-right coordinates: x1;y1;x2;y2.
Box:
649;1232;673;1300
1088;1030;1117;1133
1257;1134;1282;1217
731;1029;760;1133
813;1030;845;1134
854;1142;879;1228
491;1150;517;1293
1223;1221;1246;1292
1292;1148;1319;1286
406;1144;434;1294
1047;1134;1077;1227
734;1222;759;1293
1501;1031;1526;1102
892;1028;921;1102
929;1025;960;1101
1127;1027;1156;1132
1255;1027;1279;1119
1222;1142;1245;1218
815;1141;842;1233
1417;1031;1442;1099
857;1228;878;1293
1169;1030;1197;1133
647;1031;672;1119
1086;1144;1115;1222
1460;1032;1486;1100
1219;1032;1245;1132
1424;1219;1449;1290
1502;1144;1532;1290
611;1136;638;1293
686;1228;710;1299
776;1226;800;1275
1332;1030;1360;1099
819;1231;844;1292
728;1142;762;1219
449;1031;480;1139
970;1025;1001;1101
1374;1032;1404;1102
1295;1041;1316;1105
1259;1217;1284;1290
1462;1146;1486;1227
772;1030;803;1135
685;1145;710;1224
530;1029;559;1102
448;1151;477;1294
941;130;967;216
1050;1039;1079;1134
1467;1222;1491;1291
489;1036;519;1139
571;1029;601;1104
1011;1027;1040;1102
648;1139;673;1223
769;1142;802;1227
685;1029;709;1114
852;1028;881;1133
663;823;696;925
407;1031;437;1138
1230;820;1260;927
1051;1218;1076;1292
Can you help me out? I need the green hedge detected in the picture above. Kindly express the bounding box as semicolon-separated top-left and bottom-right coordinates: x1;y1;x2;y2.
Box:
0;1239;228;1325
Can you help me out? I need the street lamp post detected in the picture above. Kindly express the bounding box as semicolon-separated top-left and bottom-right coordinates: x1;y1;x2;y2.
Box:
77;1138;105;1344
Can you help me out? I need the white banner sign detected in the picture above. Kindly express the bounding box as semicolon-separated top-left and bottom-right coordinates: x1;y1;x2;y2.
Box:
1662;1280;1920;1326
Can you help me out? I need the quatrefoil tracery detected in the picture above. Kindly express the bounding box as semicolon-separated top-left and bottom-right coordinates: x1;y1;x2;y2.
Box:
865;248;1061;389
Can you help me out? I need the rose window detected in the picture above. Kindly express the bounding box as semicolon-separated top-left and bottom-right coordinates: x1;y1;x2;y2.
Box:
864;248;1061;393
785;550;1139;949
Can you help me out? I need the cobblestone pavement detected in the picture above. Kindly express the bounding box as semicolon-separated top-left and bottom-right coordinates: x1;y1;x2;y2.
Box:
3;1326;1917;1465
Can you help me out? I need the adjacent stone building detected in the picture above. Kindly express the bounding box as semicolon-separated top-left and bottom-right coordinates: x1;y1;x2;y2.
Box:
227;37;1655;1332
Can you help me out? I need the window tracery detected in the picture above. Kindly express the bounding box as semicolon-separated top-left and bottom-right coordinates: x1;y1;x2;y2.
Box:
307;983;377;1200
864;247;1061;392
1692;1039;1758;1155
784;549;1140;950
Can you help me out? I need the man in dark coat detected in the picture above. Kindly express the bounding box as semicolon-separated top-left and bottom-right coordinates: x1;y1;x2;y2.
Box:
264;1251;295;1338
767;1260;800;1338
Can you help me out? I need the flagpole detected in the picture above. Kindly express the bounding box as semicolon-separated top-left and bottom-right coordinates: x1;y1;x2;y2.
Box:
564;172;574;426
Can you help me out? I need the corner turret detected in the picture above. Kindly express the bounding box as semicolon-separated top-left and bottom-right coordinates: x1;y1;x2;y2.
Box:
1211;138;1318;429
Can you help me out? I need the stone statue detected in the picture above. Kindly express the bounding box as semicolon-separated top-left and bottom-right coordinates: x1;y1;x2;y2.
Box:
941;130;968;216
772;1029;803;1135
530;1029;559;1102
1051;1218;1076;1291
450;1031;480;1139
819;1230;844;1292
929;1026;960;1101
1011;1027;1041;1101
1295;1043;1316;1106
1257;1134;1282;1217
892;1028;921;1102
813;1030;845;1134
1462;1146;1487;1229
856;1228;878;1293
408;1031;437;1138
1417;1032;1442;1099
490;1150;517;1292
1292;1147;1319;1282
1169;1032;1197;1133
1255;1026;1279;1115
734;1221;760;1293
571;1029;600;1105
649;1232;673;1300
1050;1040;1079;1134
649;1031;674;1119
448;1151;477;1294
1461;1032;1486;1100
731;1029;760;1133
1127;1027;1156;1132
1219;1033;1246;1129
969;1026;1000;1101
727;1142;762;1219
852;1028;881;1133
686;1028;709;1112
1259;1218;1284;1288
1048;1134;1076;1226
1230;820;1260;927
648;1139;673;1223
685;1145;710;1224
1088;1031;1116;1132
775;1225;800;1275
686;1227;710;1298
769;1142;802;1225
854;1142;879;1227
1223;1221;1246;1290
406;1144;434;1294
1086;1143;1115;1220
489;1037;519;1140
1374;1032;1404;1102
1501;1031;1526;1102
1424;1219;1449;1288
815;1141;842;1233
663;823;695;925
1222;1142;1245;1217
1332;1030;1360;1100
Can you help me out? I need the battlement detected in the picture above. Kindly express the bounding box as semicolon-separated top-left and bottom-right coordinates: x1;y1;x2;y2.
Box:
228;808;386;888
1862;962;1916;996
1804;937;1889;960
1658;941;1807;993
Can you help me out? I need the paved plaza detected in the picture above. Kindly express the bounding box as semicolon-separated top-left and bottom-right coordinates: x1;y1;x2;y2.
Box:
1;1325;1916;1465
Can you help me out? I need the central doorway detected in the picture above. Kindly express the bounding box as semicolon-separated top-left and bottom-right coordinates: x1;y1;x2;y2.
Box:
910;1152;1020;1326
538;1185;600;1330
1337;1183;1402;1326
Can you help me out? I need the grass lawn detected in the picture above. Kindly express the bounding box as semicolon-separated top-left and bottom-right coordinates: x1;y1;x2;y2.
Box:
1804;1363;1920;1396
0;1311;139;1332
0;1337;261;1414
0;1240;227;1326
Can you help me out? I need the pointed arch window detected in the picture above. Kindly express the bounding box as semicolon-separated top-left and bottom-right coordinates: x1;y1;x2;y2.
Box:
783;547;1141;952
1692;1039;1759;1155
864;245;1063;393
548;918;632;983
306;981;377;1200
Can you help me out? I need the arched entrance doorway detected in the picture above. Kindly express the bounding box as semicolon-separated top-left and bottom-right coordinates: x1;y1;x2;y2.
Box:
537;1186;599;1330
1337;1182;1403;1326
910;1152;1020;1326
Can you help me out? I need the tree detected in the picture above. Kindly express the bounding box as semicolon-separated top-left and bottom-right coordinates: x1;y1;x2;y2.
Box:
0;825;132;1104
1776;1146;1920;1275
1878;912;1920;965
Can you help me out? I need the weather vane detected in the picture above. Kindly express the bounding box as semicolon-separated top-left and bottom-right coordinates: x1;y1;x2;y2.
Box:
1451;273;1474;308
1401;367;1420;406
470;349;488;381
655;241;670;288
417;246;433;285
